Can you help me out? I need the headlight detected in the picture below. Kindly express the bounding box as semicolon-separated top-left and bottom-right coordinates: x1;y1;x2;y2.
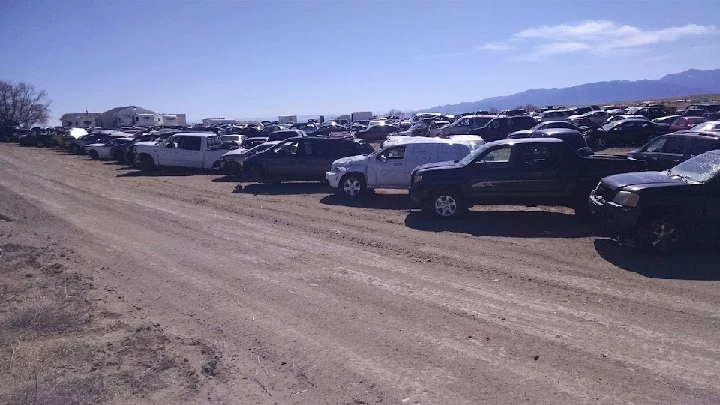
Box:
414;174;423;183
613;191;639;207
333;166;347;172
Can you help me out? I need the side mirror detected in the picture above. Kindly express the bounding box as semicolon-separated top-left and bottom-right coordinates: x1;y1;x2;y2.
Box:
165;142;174;148
378;155;387;162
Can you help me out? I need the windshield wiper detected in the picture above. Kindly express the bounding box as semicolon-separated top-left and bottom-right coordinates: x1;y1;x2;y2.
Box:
667;171;692;182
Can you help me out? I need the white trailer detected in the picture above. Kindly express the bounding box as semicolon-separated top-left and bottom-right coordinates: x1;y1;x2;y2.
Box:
278;115;297;125
351;111;373;122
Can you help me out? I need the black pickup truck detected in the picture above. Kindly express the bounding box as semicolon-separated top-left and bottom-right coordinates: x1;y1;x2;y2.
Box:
589;150;720;254
409;138;646;218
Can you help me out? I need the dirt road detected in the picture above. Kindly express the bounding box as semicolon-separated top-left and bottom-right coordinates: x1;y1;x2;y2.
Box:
1;143;719;404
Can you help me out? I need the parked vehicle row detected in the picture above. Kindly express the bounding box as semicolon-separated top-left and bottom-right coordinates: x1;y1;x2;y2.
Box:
5;114;720;256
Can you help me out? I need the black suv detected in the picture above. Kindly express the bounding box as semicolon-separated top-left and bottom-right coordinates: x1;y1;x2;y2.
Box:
469;115;538;142
590;150;720;254
242;137;374;183
628;132;720;171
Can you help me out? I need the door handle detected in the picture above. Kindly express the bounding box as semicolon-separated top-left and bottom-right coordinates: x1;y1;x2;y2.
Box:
393;163;402;166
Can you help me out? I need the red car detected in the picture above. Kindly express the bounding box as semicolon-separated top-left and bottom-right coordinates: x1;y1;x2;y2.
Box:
669;116;708;132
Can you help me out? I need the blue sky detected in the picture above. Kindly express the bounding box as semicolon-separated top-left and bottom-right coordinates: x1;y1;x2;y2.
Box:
1;0;719;123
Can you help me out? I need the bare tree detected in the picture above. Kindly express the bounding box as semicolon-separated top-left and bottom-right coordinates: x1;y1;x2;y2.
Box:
0;81;51;126
387;109;402;118
488;107;499;115
523;104;538;113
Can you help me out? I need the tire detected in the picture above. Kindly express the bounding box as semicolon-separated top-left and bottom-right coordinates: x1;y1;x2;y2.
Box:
593;137;607;150
35;139;45;148
69;144;80;155
426;189;466;218
339;174;365;198
224;161;241;176
637;215;686;255
89;150;99;160
137;155;155;172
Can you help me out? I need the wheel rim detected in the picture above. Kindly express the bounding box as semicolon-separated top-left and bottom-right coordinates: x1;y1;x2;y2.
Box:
595;138;606;148
650;221;679;251
343;178;361;196
434;195;457;217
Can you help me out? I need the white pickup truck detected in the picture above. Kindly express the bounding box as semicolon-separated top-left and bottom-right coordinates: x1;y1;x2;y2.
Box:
133;132;231;171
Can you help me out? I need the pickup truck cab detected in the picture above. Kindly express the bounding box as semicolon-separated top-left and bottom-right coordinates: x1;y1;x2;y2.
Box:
327;138;475;198
589;150;720;254
409;138;646;218
133;132;230;171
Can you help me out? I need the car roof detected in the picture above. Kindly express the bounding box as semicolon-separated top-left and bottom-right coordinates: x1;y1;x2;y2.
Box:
533;128;582;135
173;132;216;137
664;131;720;139
487;138;564;147
384;136;472;146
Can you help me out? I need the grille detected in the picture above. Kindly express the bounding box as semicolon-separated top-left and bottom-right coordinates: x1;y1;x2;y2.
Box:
594;182;617;202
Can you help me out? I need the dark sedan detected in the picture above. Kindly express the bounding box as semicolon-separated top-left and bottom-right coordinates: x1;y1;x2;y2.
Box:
584;119;669;150
355;124;401;141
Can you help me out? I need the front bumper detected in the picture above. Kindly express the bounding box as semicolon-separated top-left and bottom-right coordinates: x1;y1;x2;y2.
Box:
588;193;641;234
409;181;430;203
325;171;342;188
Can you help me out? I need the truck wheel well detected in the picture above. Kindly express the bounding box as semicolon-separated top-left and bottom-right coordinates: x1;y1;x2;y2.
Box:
341;172;366;183
637;206;687;225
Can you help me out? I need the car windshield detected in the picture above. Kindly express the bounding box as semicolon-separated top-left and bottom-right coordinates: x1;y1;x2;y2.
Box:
667;152;720;183
690;122;718;131
475;117;493;127
458;144;488;166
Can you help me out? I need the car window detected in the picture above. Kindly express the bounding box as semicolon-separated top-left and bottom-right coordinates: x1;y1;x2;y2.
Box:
522;145;558;170
458;118;470;126
643;137;667;153
687;138;720;157
481;145;512;163
333;141;359;156
382;145;405;159
274;140;299;156
662;137;685;154
180;136;202;151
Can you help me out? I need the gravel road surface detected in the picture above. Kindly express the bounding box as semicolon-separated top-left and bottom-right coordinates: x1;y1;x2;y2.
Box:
1;143;719;404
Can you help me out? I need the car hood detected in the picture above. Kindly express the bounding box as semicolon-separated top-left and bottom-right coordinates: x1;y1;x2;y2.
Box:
508;130;532;138
134;141;160;147
416;160;461;172
222;148;250;157
333;155;368;166
603;171;687;190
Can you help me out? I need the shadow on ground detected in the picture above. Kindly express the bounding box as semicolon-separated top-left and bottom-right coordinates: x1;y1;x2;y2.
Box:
404;209;598;238
594;239;720;280
235;182;331;195
116;168;221;178
320;192;417;210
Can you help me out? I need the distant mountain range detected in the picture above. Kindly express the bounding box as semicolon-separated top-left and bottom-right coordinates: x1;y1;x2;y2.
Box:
417;69;720;114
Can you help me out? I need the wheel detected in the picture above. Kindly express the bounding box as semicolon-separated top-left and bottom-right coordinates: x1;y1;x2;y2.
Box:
426;190;466;218
637;215;686;255
89;150;99;160
69;144;80;154
224;161;241;176
136;155;155;172
35;139;45;148
593;137;606;149
339;174;365;198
